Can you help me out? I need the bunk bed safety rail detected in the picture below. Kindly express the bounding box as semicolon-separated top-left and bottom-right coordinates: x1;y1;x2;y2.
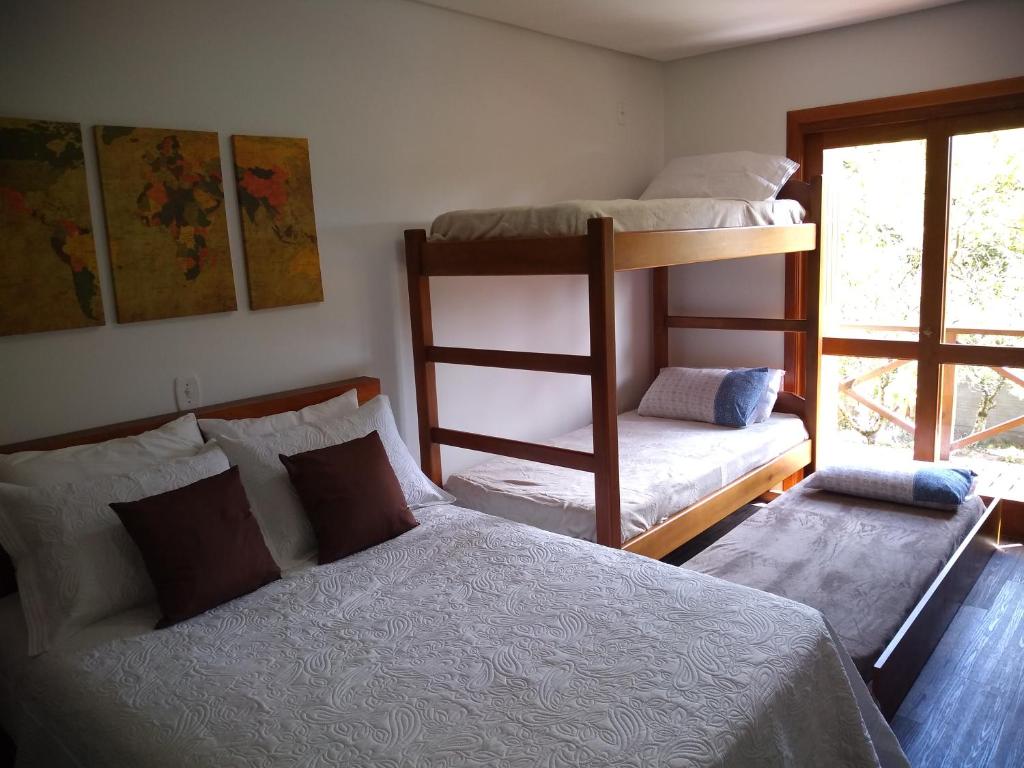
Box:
405;217;624;548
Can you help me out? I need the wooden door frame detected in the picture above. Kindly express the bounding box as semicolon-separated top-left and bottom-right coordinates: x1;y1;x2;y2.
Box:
785;77;1024;463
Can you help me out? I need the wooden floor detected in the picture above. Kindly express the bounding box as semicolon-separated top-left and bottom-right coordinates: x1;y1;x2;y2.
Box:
892;543;1024;767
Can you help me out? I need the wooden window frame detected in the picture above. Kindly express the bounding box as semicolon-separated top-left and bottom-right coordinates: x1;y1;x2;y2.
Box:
785;76;1024;463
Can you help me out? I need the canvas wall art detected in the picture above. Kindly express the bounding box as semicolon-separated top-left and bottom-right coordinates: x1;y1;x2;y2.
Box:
0;117;104;336
232;135;323;309
95;125;236;323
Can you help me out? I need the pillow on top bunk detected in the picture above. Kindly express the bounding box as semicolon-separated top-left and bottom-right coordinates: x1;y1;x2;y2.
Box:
638;367;772;428
640;151;799;202
808;462;978;510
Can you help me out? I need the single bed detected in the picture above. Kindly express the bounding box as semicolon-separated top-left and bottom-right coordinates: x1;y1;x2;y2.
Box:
3;504;906;768
446;410;809;545
430;197;805;241
683;479;1000;718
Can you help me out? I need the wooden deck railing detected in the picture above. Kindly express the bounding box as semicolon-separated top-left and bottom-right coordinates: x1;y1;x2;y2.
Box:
834;324;1024;457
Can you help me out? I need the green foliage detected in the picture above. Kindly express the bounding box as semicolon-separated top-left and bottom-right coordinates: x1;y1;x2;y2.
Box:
827;128;1024;460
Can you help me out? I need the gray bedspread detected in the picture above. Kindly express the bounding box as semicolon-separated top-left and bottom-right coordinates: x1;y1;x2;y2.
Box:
684;481;985;678
10;505;906;768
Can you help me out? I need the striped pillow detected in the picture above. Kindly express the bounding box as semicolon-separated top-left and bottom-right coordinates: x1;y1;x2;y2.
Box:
809;462;978;510
638;367;773;428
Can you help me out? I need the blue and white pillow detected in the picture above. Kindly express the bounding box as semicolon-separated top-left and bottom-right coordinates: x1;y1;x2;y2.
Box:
809;462;978;510
638;367;773;428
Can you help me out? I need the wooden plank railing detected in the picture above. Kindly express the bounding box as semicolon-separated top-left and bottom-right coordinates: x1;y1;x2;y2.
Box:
832;323;1024;457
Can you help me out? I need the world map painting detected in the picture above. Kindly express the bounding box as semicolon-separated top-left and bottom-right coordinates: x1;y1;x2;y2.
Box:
232;135;323;309
0;117;104;336
95;125;236;322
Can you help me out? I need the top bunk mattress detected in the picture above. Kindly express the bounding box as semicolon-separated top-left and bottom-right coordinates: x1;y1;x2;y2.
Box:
683;481;986;678
429;197;806;241
446;410;809;544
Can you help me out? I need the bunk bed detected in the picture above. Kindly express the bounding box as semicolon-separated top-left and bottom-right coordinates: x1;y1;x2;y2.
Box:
405;177;824;559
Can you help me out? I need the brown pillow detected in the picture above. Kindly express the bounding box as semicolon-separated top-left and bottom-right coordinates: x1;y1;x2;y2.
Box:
0;547;14;597
279;431;418;563
111;466;279;628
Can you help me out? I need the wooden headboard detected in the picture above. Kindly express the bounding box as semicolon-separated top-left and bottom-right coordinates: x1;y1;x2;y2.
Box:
0;376;381;454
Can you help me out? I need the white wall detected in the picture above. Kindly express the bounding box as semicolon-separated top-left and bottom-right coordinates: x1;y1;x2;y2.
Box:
663;0;1024;370
0;0;664;473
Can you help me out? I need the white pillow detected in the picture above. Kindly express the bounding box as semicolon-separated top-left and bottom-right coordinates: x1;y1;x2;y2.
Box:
751;369;786;423
640;151;798;202
0;442;230;655
0;414;205;486
216;395;453;571
198;389;360;441
638;367;773;428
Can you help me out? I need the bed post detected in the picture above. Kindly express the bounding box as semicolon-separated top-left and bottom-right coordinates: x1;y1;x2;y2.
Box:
803;176;825;472
652;267;669;381
404;229;443;485
588;217;621;548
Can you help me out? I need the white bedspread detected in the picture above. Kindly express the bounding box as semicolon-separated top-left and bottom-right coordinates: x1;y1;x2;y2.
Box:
429;197;805;241
447;411;809;543
9;505;904;768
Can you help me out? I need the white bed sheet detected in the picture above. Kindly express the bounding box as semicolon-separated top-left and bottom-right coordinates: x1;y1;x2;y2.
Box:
0;593;158;742
11;505;905;768
446;411;809;543
429;197;805;241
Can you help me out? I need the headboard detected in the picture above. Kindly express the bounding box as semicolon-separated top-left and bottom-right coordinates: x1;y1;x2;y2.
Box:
0;376;381;454
0;376;380;598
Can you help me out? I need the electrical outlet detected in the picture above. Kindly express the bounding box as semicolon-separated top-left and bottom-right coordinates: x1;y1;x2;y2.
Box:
174;375;201;410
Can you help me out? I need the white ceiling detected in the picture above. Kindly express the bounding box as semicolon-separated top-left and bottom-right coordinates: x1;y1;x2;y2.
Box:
416;0;964;61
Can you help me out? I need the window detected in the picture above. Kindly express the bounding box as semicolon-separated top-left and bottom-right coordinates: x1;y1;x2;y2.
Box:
788;78;1024;498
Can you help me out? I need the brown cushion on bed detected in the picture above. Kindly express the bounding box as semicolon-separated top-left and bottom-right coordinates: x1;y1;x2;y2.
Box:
111;466;279;628
0;547;14;597
280;431;418;563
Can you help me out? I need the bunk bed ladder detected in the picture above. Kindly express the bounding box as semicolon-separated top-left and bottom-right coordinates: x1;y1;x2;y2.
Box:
404;219;623;548
650;176;824;474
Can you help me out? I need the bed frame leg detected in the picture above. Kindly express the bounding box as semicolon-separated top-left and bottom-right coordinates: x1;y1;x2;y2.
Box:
588;217;621;548
405;229;442;486
803;176;825;473
652;267;669;381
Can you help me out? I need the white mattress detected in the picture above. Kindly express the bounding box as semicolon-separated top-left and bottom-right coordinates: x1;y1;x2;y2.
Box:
446;411;809;543
429;197;806;241
12;505;905;768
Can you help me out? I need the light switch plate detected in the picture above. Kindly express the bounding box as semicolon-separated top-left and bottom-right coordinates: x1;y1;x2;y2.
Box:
174;375;201;410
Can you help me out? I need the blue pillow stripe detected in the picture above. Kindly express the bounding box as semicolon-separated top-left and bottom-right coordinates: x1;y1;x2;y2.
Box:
912;467;977;507
713;368;772;428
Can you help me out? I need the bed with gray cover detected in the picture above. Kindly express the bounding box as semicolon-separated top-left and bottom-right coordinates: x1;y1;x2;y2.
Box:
683;479;985;679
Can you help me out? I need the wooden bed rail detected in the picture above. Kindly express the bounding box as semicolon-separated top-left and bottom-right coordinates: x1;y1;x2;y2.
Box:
405;217;624;548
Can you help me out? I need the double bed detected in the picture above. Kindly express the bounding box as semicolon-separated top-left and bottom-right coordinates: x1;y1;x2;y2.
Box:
0;377;907;768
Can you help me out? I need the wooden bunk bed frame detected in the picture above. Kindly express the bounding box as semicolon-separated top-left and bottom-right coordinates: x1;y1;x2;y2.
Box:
405;177;824;559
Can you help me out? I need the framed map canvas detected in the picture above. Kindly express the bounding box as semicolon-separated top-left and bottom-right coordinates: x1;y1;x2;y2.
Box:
95;126;236;323
0;117;104;336
232;135;323;309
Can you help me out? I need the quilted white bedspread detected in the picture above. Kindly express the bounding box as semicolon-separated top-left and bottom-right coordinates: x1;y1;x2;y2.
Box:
11;506;905;768
429;197;805;241
447;411;809;543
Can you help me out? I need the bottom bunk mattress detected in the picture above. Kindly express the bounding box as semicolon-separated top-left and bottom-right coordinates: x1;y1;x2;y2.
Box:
683;481;986;678
446;410;809;544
